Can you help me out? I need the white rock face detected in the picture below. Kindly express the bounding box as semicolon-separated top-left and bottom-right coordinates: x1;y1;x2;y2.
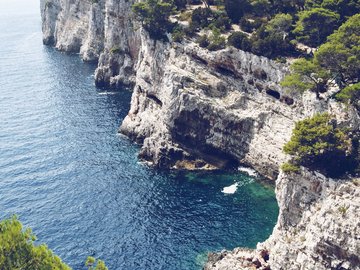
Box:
205;169;360;270
40;0;141;86
263;169;360;270
40;0;359;178
41;3;360;269
120;33;358;179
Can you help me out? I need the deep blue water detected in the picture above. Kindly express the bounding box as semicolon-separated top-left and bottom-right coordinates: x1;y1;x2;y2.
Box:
0;0;278;269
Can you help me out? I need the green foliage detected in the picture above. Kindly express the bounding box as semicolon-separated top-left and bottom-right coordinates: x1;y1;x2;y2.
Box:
265;13;293;39
132;0;174;40
110;47;122;54
283;113;354;177
211;11;232;31
207;28;226;51
250;25;296;58
250;0;271;16
338;205;349;216
0;216;71;270
335;83;360;108
281;58;330;96
227;31;251;51
197;34;210;47
191;7;213;29
293;8;340;47
281;162;300;173
171;26;186;42
224;0;251;22
306;0;360;21
315;14;360;85
85;256;108;270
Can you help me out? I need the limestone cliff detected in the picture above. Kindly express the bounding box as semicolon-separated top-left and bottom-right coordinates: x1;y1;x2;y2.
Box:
40;0;356;179
205;169;360;270
41;0;140;88
41;1;360;269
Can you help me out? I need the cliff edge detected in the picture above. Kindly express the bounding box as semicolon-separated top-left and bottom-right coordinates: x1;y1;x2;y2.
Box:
40;1;360;269
204;169;360;270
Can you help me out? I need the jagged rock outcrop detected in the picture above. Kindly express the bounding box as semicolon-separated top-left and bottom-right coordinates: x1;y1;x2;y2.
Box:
204;169;360;270
41;0;140;87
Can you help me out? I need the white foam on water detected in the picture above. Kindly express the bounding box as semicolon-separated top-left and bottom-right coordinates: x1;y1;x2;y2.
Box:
238;166;258;177
222;182;239;194
98;91;119;95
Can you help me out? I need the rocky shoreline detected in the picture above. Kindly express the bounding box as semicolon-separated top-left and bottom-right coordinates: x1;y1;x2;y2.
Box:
40;1;360;269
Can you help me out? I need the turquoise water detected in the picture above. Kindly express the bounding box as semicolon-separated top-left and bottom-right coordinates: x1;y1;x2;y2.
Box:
0;0;278;269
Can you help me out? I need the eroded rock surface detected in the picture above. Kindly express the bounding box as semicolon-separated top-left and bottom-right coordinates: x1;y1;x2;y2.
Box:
204;169;360;270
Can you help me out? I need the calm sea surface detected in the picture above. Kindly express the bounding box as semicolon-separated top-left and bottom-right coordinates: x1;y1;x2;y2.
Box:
0;0;278;269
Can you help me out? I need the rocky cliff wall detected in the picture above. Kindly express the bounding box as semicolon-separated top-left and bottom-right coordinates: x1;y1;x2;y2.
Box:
41;0;141;88
40;0;356;179
205;169;360;270
119;33;357;179
41;2;360;269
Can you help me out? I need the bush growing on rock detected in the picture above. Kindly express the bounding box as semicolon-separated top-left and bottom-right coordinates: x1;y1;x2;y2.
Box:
280;58;330;97
227;31;251;51
207;28;226;51
132;0;174;40
197;34;210;47
335;83;360;109
283;113;357;177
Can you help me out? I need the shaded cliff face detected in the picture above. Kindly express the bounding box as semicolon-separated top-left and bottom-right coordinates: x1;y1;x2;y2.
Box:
205;169;360;270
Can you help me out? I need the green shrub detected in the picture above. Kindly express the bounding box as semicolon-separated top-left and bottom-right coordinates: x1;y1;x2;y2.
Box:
191;7;213;29
335;83;360;108
293;8;340;47
212;12;232;31
207;28;226;51
132;0;174;40
0;216;70;269
85;256;108;270
281;162;300;173
197;34;210;47
283;113;356;177
172;26;185;42
0;216;108;270
338;205;349;216
227;31;251;51
110;47;122;54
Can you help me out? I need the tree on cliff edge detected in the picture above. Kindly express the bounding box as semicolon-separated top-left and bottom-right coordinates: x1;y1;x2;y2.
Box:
132;0;174;40
283;113;357;177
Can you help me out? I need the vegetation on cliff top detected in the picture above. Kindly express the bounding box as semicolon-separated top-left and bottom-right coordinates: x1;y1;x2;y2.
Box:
0;216;107;270
132;0;360;58
283;113;359;177
281;13;360;98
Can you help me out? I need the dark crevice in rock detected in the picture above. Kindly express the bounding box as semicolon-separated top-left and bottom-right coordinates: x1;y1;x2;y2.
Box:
147;94;163;107
266;89;281;100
